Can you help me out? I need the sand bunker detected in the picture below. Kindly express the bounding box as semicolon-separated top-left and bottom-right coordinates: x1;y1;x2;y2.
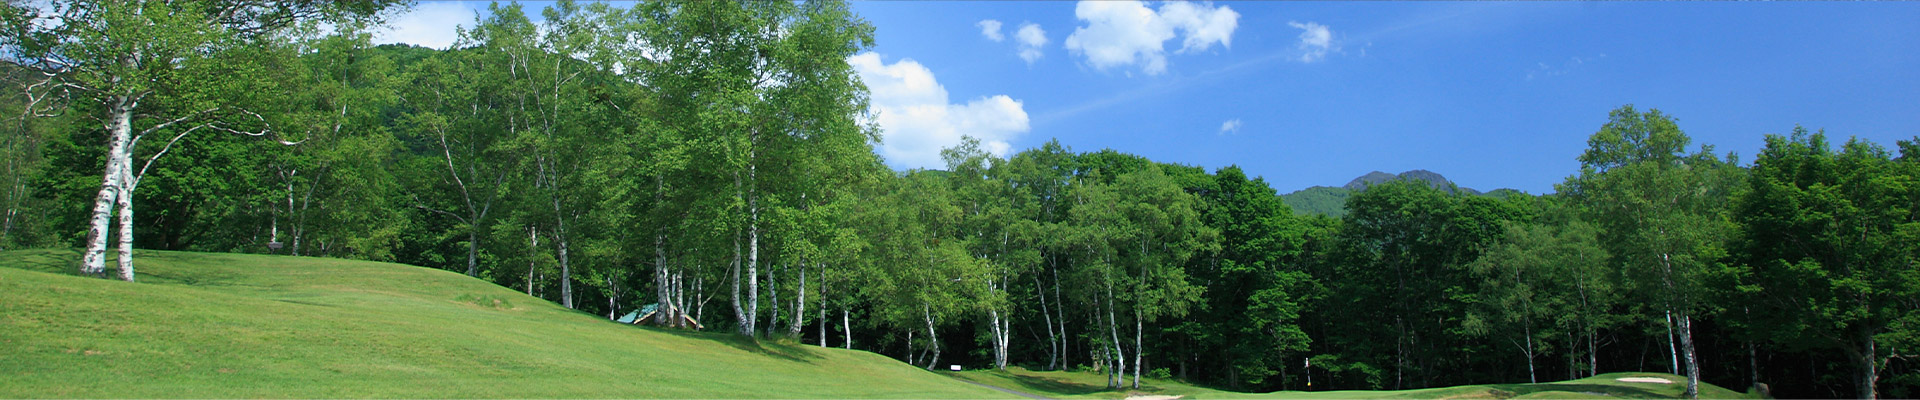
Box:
1616;377;1674;384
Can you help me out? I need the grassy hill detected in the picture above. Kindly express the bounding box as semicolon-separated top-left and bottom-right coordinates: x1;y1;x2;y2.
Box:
0;249;1007;398
947;367;1758;399
1;248;1755;399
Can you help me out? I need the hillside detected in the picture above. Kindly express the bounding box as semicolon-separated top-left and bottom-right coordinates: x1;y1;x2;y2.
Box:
1282;170;1512;217
0;249;1008;398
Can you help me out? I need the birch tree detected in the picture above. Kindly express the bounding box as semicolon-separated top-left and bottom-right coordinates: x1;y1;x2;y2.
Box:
0;0;396;280
1566;105;1741;399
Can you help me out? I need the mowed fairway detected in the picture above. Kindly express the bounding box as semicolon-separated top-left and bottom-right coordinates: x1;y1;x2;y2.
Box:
0;249;1008;398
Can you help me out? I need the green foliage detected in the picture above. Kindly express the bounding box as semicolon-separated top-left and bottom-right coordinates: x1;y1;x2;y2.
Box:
1731;128;1920;398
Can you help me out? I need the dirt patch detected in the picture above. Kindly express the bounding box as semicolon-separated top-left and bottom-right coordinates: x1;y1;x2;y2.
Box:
1615;377;1672;384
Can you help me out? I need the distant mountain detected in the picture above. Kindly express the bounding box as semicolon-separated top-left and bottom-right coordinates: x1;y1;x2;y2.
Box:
1341;171;1399;191
1281;170;1514;217
1278;186;1354;218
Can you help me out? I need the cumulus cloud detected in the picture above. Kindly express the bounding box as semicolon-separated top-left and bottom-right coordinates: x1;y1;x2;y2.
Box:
1063;0;1239;75
978;20;1005;42
1016;23;1048;64
1289;21;1335;63
849;52;1030;169
1219;118;1242;135
374;1;478;49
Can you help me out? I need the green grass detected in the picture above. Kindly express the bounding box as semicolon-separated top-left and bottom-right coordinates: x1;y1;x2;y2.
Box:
0;249;1010;398
946;367;1760;399
0;248;1765;399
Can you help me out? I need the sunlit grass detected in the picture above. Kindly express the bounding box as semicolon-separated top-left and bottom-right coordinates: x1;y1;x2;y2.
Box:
0;249;1007;398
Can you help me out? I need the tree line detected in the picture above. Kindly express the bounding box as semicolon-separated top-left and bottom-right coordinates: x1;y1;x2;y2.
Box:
1;1;1914;399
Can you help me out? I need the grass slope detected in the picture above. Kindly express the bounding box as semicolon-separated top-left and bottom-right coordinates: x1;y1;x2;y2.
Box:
947;367;1760;399
0;249;1008;398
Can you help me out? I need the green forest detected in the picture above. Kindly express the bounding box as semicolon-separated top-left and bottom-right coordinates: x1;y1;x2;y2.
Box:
1;1;1915;399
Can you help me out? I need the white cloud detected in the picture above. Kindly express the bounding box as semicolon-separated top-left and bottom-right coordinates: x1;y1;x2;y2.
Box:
1016;23;1048;64
849;52;1030;169
978;20;1005;42
374;1;477;50
1159;1;1238;54
1288;21;1335;63
1219;118;1242;135
1063;0;1239;75
1527;54;1606;80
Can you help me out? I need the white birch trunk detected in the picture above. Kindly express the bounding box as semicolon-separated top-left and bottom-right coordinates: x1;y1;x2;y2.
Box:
989;307;1004;369
843;308;852;349
731;172;751;336
526;226;539;296
1035;273;1057;370
81;99;133;277
792;259;806;337
1106;281;1125;389
655;231;671;325
114;156;135;282
923;302;940;371
768;265;779;337
546;157;572;309
747;167;760;338
1679;313;1700;399
1666;309;1679;375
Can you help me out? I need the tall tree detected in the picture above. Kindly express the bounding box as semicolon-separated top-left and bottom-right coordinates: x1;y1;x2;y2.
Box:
0;0;397;280
1733;128;1920;399
1566;105;1741;399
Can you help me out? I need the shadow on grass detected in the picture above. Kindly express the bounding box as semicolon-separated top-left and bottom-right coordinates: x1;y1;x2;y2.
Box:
1503;383;1668;399
0;248;83;275
975;371;1114;397
634;324;825;364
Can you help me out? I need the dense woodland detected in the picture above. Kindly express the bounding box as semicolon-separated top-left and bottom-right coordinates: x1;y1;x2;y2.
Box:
2;1;1916;399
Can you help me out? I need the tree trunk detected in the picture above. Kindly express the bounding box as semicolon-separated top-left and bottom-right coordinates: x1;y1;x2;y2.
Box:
767;265;779;337
526;226;539;296
792;259;806;337
1678;312;1700;399
554;192;572;309
1525;322;1537;384
923;302;940;371
1850;328;1880;400
747;152;760;338
1054;257;1069;371
843;307;852;349
1035;272;1057;370
1589;329;1599;377
1133;307;1143;389
655;231;671;325
817;284;826;347
81;98;134;277
673;270;686;328
1666;310;1680;375
731;213;747;336
465;229;479;277
114;159;135;282
1106;281;1125;389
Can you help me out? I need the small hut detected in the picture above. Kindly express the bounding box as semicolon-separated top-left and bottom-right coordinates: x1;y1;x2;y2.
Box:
616;304;702;330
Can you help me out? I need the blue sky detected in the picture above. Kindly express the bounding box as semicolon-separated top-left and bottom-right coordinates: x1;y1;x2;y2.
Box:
381;1;1920;194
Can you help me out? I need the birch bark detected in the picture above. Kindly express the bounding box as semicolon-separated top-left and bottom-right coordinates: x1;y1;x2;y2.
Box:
80;99;134;277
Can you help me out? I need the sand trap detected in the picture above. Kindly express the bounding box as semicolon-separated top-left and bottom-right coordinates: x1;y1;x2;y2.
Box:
1616;377;1673;384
